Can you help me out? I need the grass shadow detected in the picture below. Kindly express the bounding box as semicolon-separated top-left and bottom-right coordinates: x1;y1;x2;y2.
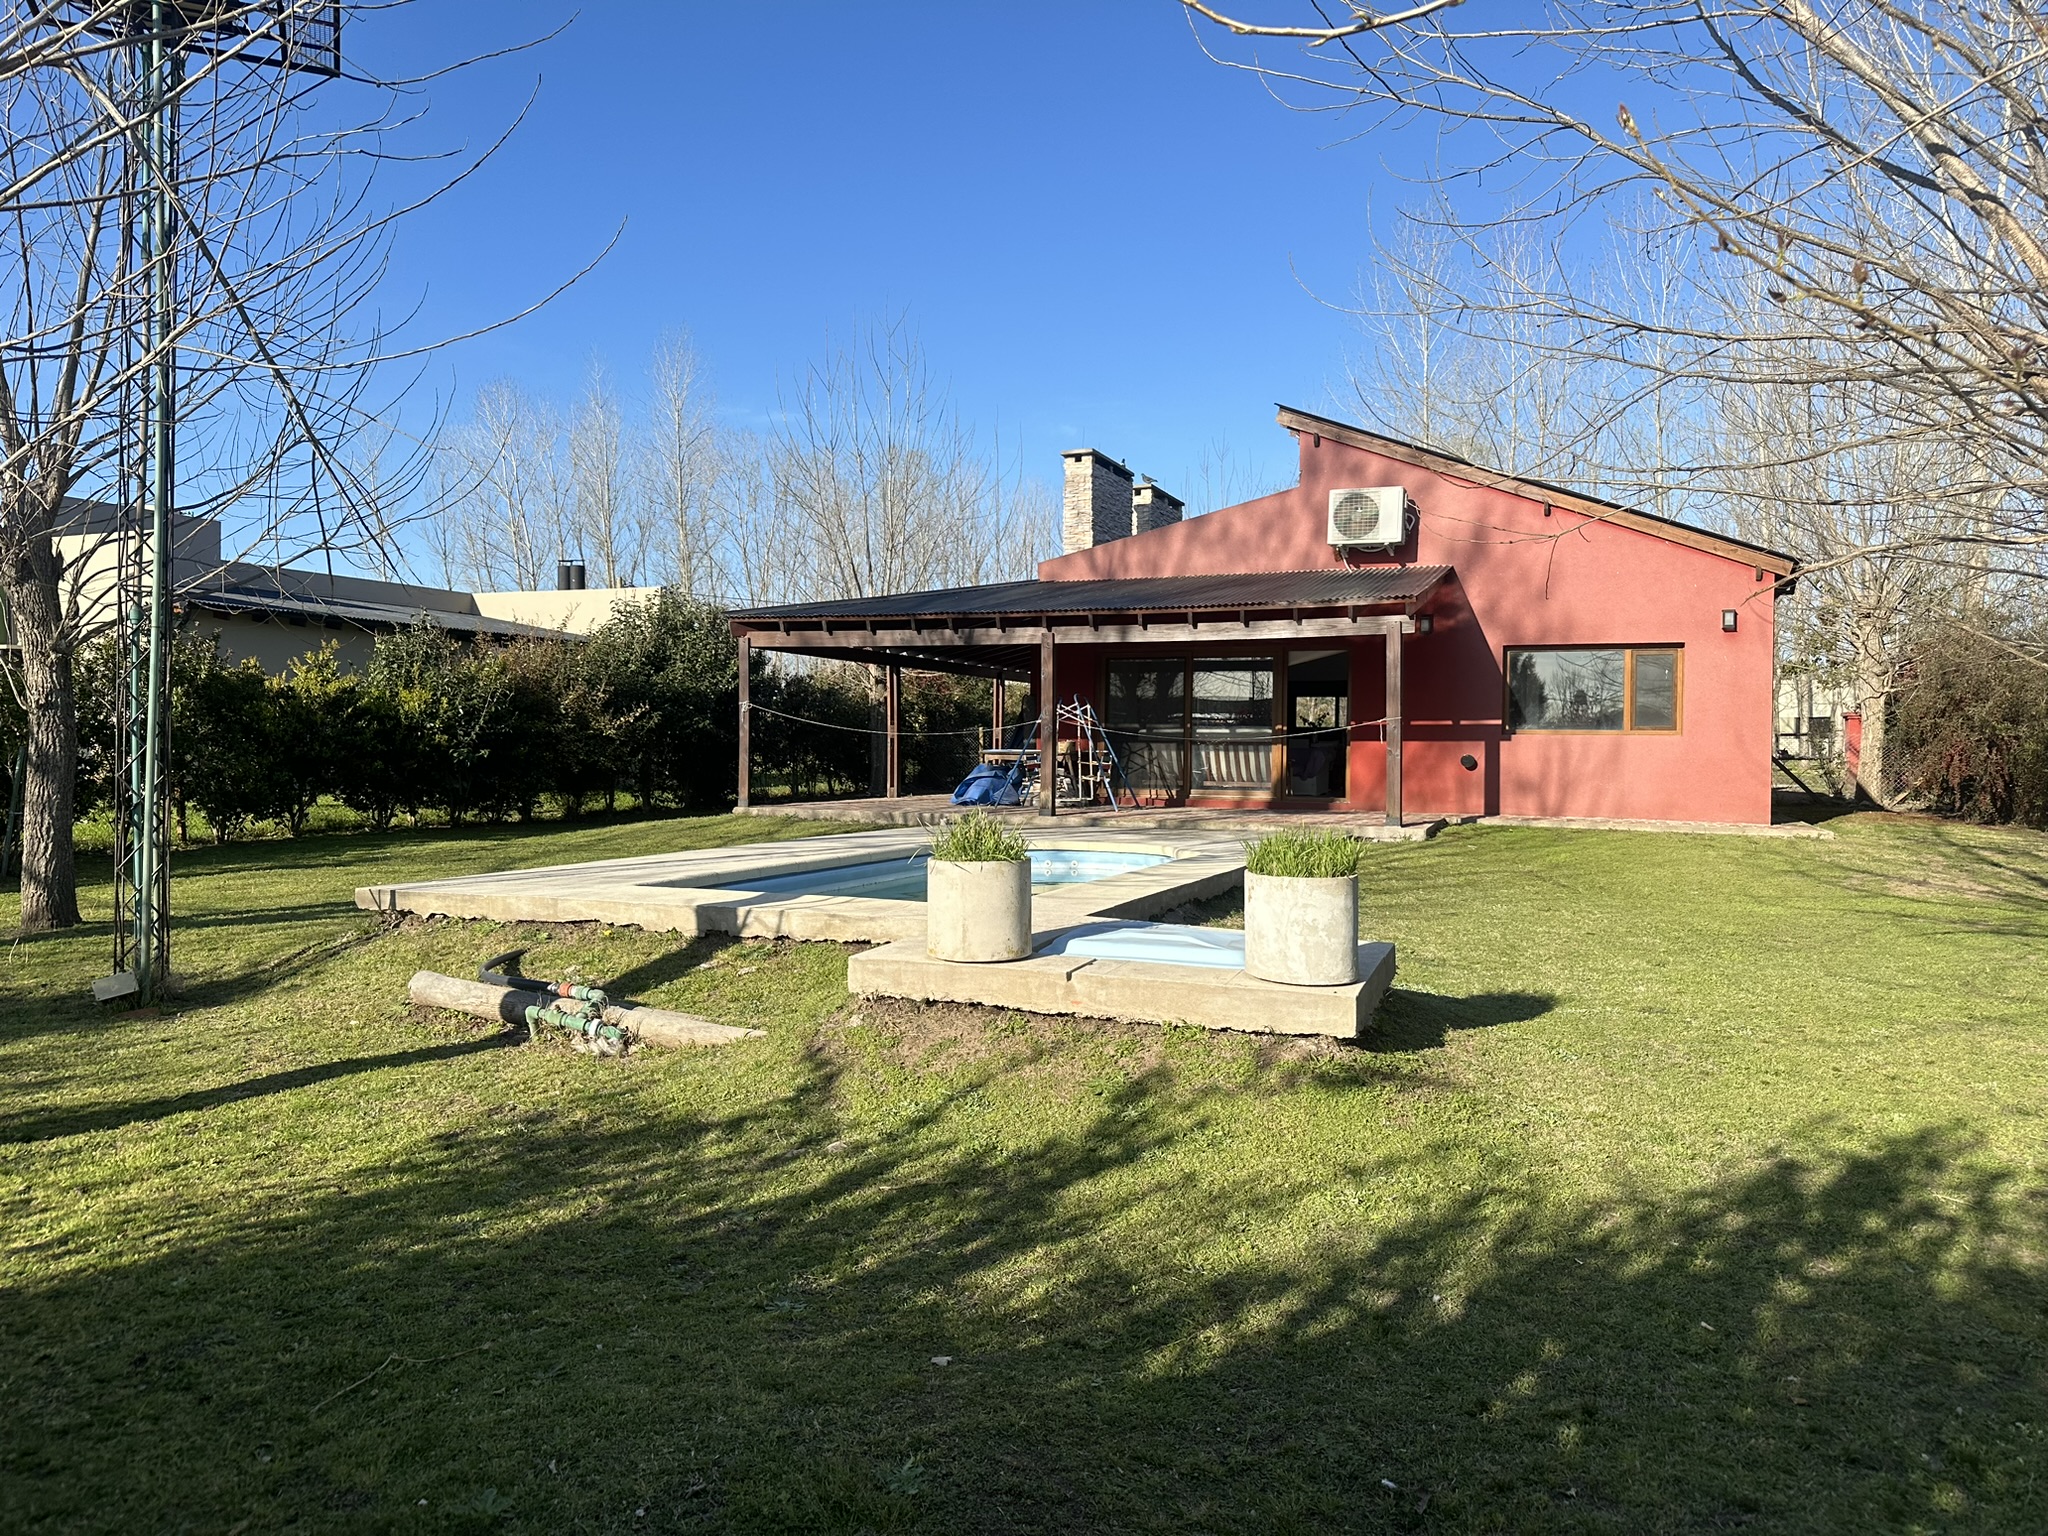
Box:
0;1032;517;1145
2;1050;2037;1532
1369;988;1555;1051
598;933;742;999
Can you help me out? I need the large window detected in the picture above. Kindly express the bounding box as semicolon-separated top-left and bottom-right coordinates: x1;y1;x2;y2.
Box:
1104;660;1188;795
1507;647;1682;734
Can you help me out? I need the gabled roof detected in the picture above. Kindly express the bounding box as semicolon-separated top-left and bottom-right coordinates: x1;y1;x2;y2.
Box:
1276;406;1798;577
729;565;1450;624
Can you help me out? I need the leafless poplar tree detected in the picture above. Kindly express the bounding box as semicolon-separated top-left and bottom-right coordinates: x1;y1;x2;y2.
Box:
569;362;633;587
639;332;719;597
768;319;1050;601
441;380;568;591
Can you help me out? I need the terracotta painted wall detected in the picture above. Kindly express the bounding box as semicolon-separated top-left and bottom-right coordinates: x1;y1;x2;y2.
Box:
1039;432;1779;824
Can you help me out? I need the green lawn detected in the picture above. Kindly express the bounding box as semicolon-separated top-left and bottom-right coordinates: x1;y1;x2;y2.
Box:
3;810;2046;1533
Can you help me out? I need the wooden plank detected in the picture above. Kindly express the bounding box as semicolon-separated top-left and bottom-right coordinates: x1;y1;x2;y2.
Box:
1385;630;1404;827
736;634;751;811
1039;629;1057;817
885;663;902;799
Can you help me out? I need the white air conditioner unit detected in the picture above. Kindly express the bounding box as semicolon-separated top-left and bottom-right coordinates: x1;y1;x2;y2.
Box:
1327;486;1406;548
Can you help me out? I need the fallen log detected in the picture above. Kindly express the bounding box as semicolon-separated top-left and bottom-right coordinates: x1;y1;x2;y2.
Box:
407;971;764;1049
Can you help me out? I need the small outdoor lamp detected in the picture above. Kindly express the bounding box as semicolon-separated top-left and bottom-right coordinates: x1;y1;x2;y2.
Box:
1416;614;1435;634
1721;609;1739;632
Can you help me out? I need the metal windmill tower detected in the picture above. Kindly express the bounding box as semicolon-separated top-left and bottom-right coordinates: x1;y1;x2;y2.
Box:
60;2;343;1004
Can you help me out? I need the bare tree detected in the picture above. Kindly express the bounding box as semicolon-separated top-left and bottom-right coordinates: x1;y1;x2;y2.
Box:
768;319;1050;600
0;1;499;931
441;379;567;591
1184;2;2048;580
639;333;719;597
568;362;632;586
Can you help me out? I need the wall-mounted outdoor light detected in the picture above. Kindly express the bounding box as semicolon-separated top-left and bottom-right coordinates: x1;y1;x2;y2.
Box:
1721;609;1739;632
1415;614;1435;634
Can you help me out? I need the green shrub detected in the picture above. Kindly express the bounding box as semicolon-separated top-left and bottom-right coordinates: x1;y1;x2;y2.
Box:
930;809;1028;863
1889;622;2048;825
1244;826;1367;878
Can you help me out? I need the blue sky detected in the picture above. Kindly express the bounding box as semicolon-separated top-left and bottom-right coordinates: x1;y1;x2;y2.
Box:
352;2;1458;513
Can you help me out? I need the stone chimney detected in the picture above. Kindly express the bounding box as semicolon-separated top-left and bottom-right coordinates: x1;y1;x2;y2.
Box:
1132;479;1185;535
1061;448;1135;554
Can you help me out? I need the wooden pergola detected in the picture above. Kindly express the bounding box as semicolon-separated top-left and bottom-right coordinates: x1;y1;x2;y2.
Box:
728;567;1450;822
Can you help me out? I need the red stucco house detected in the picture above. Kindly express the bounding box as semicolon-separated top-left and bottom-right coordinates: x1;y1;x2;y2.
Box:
730;406;1797;826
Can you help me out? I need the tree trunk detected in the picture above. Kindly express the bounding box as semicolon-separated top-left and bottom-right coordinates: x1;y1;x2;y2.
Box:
1851;623;1894;807
4;552;81;931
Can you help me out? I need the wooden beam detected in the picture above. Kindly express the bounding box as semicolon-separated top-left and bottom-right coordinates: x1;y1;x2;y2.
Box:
1384;630;1403;828
990;675;1003;751
885;662;902;799
868;666;886;798
1039;629;1057;817
736;634;751;811
739;615;1410;651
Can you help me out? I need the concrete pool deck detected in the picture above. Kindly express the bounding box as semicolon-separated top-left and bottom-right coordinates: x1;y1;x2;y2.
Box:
355;827;1246;944
849;938;1396;1039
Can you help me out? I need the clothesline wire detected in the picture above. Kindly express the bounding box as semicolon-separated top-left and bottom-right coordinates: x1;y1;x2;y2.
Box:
742;701;1389;745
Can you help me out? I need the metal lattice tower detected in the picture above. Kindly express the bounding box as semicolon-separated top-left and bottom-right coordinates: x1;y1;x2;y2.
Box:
70;2;342;1003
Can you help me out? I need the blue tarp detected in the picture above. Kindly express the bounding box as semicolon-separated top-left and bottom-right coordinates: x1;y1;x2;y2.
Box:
950;762;1022;806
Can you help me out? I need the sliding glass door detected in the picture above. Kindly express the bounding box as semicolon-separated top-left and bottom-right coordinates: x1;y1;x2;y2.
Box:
1104;655;1299;800
1190;658;1276;793
1285;649;1350;799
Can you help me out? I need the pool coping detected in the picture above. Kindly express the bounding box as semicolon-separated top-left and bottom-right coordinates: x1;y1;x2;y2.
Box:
354;827;1247;944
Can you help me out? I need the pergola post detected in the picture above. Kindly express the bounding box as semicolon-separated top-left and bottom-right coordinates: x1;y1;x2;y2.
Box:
736;634;751;811
990;675;1003;750
885;663;902;799
1038;629;1057;817
1384;626;1404;827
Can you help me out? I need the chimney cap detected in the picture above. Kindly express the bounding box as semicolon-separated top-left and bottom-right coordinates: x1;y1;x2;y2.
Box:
1134;479;1185;508
1060;447;1133;479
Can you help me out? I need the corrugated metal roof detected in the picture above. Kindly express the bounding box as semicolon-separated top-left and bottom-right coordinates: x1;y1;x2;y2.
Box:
182;586;559;638
731;566;1450;622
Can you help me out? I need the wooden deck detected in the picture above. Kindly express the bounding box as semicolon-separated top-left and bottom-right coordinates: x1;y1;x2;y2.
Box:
735;794;1443;841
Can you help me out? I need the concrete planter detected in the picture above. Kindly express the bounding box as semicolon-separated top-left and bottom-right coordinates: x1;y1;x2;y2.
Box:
926;858;1033;962
1243;871;1359;986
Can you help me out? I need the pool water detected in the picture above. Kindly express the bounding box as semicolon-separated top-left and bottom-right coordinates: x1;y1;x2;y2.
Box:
715;848;1169;904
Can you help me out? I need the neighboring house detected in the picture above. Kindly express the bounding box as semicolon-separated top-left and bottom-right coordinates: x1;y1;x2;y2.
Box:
730;406;1797;826
50;501;660;673
1775;672;1854;761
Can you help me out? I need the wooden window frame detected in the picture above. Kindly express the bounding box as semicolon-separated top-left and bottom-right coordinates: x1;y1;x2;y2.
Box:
1503;645;1684;736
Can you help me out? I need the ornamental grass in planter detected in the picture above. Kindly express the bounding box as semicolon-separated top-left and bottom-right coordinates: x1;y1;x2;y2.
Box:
926;811;1033;963
1241;827;1367;986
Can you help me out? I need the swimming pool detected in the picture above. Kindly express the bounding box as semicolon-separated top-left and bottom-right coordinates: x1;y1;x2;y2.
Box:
713;848;1170;904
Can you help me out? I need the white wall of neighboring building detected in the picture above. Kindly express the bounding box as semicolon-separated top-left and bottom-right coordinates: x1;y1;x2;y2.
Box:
1775;672;1855;756
470;588;665;635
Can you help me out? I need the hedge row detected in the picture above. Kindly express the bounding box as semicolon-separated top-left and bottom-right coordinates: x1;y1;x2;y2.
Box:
70;593;990;842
